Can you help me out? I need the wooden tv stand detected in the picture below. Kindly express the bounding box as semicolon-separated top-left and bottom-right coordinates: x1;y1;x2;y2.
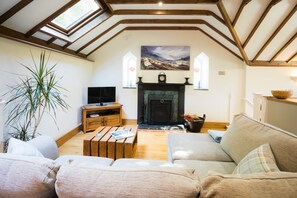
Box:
82;103;122;133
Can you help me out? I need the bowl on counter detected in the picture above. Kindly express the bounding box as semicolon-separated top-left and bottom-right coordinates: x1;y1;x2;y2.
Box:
271;90;293;99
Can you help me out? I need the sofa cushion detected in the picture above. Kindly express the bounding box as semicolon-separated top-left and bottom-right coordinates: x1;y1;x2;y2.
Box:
55;155;114;166
0;153;59;198
233;144;279;174
169;132;216;143
168;133;232;162
112;159;172;167
7;137;44;157
220;113;297;172
200;171;297;198
55;161;200;198
174;160;236;180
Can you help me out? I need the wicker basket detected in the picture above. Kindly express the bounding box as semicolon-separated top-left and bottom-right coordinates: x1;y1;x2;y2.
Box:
271;90;292;99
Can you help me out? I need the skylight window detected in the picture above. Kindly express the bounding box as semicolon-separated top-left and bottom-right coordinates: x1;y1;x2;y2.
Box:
52;0;100;31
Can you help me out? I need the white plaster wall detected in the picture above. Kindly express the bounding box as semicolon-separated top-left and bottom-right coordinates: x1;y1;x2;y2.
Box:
245;65;297;117
0;37;93;140
89;30;245;122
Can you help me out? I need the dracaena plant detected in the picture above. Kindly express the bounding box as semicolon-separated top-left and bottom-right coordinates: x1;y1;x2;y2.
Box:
4;50;69;141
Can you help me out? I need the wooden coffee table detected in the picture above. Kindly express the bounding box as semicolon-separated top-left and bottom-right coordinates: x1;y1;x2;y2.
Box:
83;126;138;160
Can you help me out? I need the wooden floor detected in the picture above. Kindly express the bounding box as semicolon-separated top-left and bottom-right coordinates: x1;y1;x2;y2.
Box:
58;126;223;160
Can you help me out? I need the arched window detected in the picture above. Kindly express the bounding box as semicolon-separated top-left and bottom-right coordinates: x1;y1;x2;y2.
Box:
122;52;137;88
193;52;209;90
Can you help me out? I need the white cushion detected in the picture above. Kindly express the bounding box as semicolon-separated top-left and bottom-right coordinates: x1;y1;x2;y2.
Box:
28;135;59;160
7;137;44;157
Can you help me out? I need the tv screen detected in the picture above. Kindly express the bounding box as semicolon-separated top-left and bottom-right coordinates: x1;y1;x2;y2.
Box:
88;87;116;105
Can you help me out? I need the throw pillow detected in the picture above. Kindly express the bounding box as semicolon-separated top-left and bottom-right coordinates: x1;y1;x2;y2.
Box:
7;137;44;157
233;143;279;174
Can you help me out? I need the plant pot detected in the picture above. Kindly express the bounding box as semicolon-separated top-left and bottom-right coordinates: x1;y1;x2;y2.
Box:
184;114;206;133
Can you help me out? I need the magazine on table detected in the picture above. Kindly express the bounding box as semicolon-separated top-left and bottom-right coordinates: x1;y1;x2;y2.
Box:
110;129;135;140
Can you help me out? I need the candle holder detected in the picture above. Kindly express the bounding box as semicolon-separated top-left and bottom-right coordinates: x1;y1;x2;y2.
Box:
137;77;143;84
184;77;192;85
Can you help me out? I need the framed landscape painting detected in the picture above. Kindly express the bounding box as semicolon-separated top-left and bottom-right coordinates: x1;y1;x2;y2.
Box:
141;46;190;70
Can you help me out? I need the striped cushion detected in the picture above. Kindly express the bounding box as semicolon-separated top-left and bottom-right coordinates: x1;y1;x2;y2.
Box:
233;144;279;174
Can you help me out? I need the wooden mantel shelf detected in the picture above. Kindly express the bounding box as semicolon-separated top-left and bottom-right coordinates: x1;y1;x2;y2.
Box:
264;96;297;106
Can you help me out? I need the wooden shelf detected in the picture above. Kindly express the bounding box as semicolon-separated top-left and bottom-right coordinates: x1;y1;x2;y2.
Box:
82;103;122;133
264;96;297;106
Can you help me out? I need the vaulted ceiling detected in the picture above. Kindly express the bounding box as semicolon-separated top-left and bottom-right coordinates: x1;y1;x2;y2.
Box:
0;0;296;66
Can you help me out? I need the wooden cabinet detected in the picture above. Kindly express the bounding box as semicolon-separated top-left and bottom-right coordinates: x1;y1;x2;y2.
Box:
82;103;122;133
262;97;297;135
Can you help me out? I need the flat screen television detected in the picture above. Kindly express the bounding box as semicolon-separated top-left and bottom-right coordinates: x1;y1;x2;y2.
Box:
88;87;116;105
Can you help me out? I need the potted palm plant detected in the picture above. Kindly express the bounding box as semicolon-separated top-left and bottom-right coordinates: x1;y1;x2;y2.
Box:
4;51;69;141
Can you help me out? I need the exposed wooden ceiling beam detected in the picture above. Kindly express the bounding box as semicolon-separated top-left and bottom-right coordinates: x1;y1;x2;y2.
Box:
46;37;56;45
87;26;241;59
232;0;252;26
0;25;87;59
198;28;243;61
97;0;114;13
270;32;297;62
26;8;111;49
202;21;235;45
287;52;297;63
0;0;33;24
76;21;121;53
25;0;80;38
87;26;216;56
113;10;225;25
77;19;234;53
122;19;233;44
39;29;70;43
253;3;297;61
217;0;247;63
106;0;219;4
243;0;282;48
250;60;297;67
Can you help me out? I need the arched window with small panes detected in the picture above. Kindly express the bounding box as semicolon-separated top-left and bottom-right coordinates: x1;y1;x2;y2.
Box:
193;52;209;90
122;52;137;88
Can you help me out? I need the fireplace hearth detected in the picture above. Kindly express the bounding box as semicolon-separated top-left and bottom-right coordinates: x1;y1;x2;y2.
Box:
137;83;185;125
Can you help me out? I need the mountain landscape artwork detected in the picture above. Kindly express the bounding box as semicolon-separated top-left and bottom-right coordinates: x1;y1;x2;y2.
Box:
141;46;190;70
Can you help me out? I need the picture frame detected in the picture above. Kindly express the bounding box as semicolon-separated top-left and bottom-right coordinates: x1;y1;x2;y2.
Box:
141;46;190;70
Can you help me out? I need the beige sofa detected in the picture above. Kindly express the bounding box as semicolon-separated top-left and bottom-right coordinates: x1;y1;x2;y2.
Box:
1;113;297;198
168;113;297;197
0;134;200;198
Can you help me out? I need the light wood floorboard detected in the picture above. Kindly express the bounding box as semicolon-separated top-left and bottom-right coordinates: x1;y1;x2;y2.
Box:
58;126;224;160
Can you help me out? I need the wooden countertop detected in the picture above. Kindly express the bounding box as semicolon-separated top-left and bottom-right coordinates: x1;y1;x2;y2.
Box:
264;96;297;106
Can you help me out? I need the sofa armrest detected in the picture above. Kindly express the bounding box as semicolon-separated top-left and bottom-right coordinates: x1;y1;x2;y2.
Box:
200;171;297;198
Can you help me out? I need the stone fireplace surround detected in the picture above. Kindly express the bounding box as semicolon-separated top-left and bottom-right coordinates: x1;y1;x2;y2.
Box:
137;83;185;126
